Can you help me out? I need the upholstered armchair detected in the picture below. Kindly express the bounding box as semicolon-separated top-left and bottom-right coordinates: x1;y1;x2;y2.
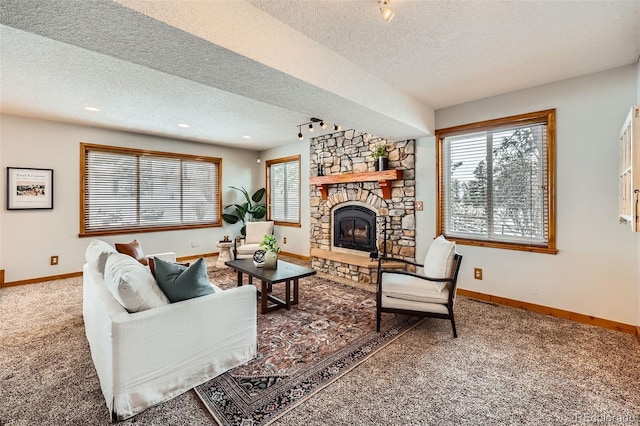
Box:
376;236;463;337
234;221;275;259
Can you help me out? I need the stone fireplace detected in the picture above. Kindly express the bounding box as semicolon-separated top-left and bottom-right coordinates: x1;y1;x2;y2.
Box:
309;130;416;284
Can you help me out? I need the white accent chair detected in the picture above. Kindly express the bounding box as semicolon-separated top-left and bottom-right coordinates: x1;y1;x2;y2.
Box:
376;236;463;337
234;221;275;259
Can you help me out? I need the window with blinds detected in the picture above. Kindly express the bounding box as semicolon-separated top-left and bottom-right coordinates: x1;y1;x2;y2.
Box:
266;155;301;226
80;143;221;236
436;110;557;254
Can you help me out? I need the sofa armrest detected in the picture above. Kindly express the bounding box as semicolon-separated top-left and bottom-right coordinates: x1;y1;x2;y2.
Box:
148;252;176;263
109;286;257;402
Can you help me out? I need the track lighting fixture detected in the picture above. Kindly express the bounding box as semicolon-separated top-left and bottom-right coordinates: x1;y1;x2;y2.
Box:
296;117;343;140
378;0;395;22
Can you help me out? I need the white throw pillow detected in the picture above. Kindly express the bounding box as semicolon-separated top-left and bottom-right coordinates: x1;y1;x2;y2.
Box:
85;239;117;276
423;235;456;291
244;221;274;244
104;252;169;313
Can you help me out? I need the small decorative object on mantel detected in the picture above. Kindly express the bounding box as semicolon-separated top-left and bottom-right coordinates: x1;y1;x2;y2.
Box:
316;152;324;176
372;143;388;171
259;234;280;269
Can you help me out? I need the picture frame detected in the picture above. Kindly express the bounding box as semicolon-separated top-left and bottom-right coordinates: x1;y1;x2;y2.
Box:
6;167;54;210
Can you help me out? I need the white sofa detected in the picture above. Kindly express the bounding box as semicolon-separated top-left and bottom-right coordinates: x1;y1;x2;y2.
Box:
82;241;257;420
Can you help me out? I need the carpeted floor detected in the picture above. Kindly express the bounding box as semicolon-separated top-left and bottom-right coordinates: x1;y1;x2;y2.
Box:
197;268;422;425
1;256;639;425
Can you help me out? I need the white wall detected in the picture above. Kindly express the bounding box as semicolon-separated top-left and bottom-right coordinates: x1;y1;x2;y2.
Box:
637;59;640;101
259;141;311;257
0;114;258;282
637;59;640;328
415;65;639;325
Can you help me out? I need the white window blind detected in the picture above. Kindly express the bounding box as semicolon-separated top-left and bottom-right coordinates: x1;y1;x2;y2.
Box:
268;158;300;224
81;144;220;235
440;112;554;251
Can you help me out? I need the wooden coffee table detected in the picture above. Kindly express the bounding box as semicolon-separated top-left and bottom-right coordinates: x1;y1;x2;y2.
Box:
225;258;316;314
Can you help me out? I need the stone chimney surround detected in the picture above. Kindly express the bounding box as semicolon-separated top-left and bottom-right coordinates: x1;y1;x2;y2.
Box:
309;129;416;284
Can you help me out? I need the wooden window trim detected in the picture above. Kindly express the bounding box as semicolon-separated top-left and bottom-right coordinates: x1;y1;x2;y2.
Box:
79;142;222;237
265;154;301;227
435;109;557;254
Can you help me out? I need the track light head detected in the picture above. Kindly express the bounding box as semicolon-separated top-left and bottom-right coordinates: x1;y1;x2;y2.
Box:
334;124;342;131
308;123;314;132
297;125;304;140
320;121;327;129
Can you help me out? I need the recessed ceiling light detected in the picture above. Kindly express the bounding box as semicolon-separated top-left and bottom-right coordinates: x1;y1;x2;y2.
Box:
243;135;251;139
84;106;100;112
178;123;190;128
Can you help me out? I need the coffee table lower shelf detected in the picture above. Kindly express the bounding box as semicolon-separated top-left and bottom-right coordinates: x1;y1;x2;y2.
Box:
255;279;299;313
225;258;317;314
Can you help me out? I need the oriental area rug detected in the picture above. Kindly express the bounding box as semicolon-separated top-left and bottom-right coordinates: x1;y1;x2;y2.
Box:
197;267;422;426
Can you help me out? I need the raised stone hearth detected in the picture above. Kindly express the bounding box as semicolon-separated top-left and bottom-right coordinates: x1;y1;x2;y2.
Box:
311;248;407;284
309;130;415;284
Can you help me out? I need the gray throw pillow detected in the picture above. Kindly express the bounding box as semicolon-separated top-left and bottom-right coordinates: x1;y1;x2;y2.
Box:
153;257;215;303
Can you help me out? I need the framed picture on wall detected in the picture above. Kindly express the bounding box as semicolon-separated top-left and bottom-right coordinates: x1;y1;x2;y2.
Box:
6;167;54;210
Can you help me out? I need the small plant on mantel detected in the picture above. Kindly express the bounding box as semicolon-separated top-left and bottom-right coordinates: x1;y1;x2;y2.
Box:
372;142;389;171
372;143;387;159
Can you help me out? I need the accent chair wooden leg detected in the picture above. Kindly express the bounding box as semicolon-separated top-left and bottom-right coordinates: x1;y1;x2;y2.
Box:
451;315;458;338
376;308;381;332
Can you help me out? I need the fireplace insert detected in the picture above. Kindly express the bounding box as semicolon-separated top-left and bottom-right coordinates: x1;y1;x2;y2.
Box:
333;205;376;254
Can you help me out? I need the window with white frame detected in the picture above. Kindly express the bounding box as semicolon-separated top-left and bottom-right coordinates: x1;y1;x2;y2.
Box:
80;143;221;236
266;155;300;226
436;109;557;254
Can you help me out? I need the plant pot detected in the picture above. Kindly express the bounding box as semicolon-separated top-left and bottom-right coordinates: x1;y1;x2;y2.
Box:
263;250;278;269
374;157;388;171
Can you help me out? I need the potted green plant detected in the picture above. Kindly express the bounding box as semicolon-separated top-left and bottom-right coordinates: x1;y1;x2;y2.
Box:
259;234;280;269
221;186;266;236
372;143;388;171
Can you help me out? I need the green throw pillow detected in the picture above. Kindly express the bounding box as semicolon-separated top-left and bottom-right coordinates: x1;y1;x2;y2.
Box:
153;257;215;303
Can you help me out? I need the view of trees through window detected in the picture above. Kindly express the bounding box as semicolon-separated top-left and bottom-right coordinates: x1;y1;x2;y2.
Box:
81;144;221;235
438;110;556;252
266;155;300;225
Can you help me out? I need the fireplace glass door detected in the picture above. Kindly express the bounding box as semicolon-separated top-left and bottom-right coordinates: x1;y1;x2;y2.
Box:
333;206;376;253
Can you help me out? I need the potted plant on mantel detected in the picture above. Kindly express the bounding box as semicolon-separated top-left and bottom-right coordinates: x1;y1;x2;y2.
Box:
259;234;281;269
372;143;389;171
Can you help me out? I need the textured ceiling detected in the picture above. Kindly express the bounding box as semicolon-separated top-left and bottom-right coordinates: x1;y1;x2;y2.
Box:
1;0;639;150
248;0;640;109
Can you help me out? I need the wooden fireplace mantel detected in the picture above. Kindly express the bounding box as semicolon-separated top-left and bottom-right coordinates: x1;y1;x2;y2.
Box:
309;169;403;200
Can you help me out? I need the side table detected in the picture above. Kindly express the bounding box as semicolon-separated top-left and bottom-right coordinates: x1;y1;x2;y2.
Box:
216;241;235;268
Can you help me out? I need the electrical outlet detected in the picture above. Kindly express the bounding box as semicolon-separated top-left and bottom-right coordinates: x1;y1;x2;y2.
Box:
191;241;199;248
474;268;483;280
50;255;59;266
415;201;424;211
283;237;287;244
